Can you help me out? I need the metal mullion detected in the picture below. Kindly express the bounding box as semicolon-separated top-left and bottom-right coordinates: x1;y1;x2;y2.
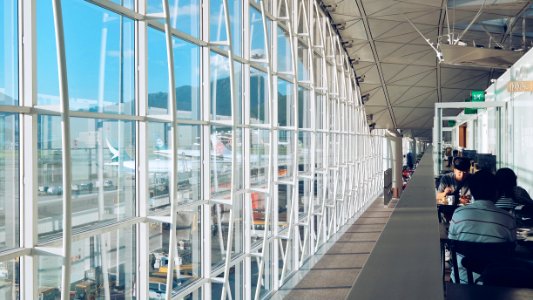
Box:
297;0;315;262
313;6;329;251
252;2;275;298
270;0;281;290
51;0;74;298
86;0;144;21
243;0;253;297
19;0;38;297
0;248;31;263
200;0;212;298
135;0;150;295
285;0;302;271
0;105;30;114
219;0;239;299
160;0;180;299
146;20;207;47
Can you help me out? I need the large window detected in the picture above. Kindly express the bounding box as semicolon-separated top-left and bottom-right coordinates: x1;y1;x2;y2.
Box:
2;1;382;299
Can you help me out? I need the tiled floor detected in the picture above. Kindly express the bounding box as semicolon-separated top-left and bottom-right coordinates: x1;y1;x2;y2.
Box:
281;197;397;300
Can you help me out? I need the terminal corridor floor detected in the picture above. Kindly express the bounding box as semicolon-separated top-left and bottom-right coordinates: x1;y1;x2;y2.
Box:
278;197;397;300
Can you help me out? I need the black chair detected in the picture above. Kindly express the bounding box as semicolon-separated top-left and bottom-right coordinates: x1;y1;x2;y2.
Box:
437;204;458;223
480;258;533;288
448;240;516;284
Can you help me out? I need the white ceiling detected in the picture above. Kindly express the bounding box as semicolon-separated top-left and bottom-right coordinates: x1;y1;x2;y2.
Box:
321;0;533;139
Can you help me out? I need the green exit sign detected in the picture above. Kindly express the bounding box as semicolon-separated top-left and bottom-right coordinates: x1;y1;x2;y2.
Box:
465;90;485;114
471;90;485;102
448;120;456;126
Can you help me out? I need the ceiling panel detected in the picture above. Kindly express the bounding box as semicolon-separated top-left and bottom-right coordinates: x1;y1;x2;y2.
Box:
328;0;533;139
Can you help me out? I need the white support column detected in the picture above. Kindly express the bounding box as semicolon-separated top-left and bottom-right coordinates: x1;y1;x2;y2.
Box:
51;0;74;298
135;0;149;298
20;0;38;298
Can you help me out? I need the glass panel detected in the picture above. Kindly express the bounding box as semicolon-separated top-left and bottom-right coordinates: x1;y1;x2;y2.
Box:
250;68;269;124
298;87;310;129
37;0;60;106
210;52;232;120
250;7;266;67
148;208;202;296
297;43;309;82
63;0;135;114
37;256;62;299
210;126;232;200
37;115;63;239
210;195;243;268
177;124;201;204
0;0;17;106
175;39;201;120
147;122;171;212
147;0;201;38
250;129;269;187
0;114;19;251
38;226;136;299
212;262;243;299
277;79;294;127
111;0;134;9
148;27;169;114
0;259;19;299
278;130;294;178
251;245;272;298
38;117;136;240
277;27;292;73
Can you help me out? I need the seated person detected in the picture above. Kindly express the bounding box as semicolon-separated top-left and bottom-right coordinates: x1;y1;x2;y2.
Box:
495;168;533;210
437;157;471;205
448;170;516;284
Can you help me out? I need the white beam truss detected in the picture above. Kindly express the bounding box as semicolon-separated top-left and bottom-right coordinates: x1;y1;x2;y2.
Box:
1;0;384;299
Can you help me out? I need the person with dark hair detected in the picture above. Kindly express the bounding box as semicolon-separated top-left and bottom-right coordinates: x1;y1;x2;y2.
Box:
437;157;471;205
448;170;516;284
495;168;533;210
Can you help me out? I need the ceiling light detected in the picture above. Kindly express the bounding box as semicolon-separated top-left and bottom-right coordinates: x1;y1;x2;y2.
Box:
361;93;370;103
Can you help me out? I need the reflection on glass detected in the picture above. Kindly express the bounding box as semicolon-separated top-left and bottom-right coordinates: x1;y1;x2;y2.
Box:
0;114;19;251
0;1;17;106
210;126;232;200
37;0;60;106
212;263;243;299
298;87;311;129
278;80;294;127
210;196;243;268
277;27;292;73
210;52;232;120
148;27;169;114
250;8;267;68
147;122;171;212
177;125;201;204
38;227;136;299
251;245;272;298
250;69;269;124
251;129;269;187
148;208;201;296
297;44;309;82
63;0;135;114
0;259;19;299
38;117;136;240
147;0;200;38
37;116;63;239
278;130;294;179
175;39;201;120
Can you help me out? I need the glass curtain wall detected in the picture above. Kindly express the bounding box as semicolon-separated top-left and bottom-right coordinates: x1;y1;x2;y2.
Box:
0;0;382;299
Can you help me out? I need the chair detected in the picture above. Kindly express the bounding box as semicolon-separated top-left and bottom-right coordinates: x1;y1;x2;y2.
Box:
437;204;458;223
480;258;533;288
448;240;515;284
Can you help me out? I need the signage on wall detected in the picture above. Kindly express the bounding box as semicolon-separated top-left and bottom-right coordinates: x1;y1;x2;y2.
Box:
464;90;485;114
507;81;533;92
